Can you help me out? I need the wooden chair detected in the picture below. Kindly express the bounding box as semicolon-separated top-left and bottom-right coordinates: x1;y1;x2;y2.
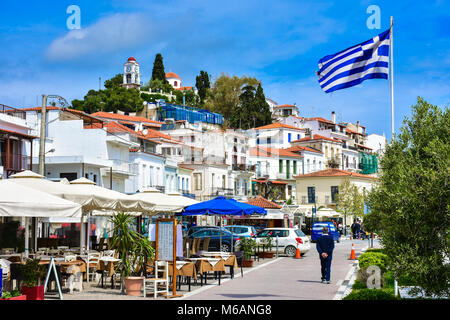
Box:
202;237;210;251
190;238;199;256
142;260;169;298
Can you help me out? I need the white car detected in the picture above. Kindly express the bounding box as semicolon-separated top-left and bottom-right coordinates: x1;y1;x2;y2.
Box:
240;228;311;257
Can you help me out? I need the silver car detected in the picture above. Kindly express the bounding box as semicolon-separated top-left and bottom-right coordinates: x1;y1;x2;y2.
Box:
253;228;311;257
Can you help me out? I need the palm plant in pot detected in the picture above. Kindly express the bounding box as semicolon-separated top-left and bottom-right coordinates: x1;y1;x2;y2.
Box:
260;234;274;258
238;238;257;267
17;259;47;300
109;212;155;296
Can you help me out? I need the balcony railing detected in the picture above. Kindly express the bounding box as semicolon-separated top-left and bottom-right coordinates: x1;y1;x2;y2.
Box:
301;196;318;205
154;185;165;193
0;152;31;172
0;104;26;120
210;187;234;197
232;164;255;172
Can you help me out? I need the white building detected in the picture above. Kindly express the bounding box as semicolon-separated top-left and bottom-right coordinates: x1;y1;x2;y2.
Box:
249;122;306;150
122;57;141;89
0;105;35;179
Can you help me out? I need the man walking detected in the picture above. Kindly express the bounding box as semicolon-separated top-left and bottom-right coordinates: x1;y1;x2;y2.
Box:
316;226;334;284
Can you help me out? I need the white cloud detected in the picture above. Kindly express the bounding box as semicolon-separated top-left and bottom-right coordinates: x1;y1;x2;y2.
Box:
45;13;153;61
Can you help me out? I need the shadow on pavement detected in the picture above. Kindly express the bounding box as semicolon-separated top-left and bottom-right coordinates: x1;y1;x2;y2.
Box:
215;293;280;299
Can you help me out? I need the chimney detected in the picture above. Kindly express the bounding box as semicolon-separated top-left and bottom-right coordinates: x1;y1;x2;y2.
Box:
356;121;360;134
331;111;336;124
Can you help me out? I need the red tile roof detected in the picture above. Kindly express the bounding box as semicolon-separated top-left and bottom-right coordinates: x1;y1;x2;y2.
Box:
292;134;342;144
246;196;282;209
307;117;335;125
0;128;37;139
175;86;193;91
285;145;323;154
166;72;181;79
254;122;305;131
294;168;375;179
90;112;163;126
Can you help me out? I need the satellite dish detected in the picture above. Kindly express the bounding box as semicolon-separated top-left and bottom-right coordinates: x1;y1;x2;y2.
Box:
142;129;149;136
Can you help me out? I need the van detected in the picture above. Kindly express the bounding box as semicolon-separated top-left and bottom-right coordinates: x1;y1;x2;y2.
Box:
311;222;340;243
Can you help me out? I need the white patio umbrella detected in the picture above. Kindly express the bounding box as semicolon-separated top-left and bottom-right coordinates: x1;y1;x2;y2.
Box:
0;179;82;257
128;188;187;214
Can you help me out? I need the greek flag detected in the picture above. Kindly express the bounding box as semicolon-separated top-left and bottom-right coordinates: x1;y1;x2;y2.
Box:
317;29;390;93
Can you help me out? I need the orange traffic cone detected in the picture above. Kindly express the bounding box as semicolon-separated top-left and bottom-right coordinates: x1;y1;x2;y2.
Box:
349;243;356;260
294;244;302;259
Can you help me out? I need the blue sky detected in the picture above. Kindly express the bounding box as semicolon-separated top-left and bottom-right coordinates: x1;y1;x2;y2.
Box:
1;0;449;139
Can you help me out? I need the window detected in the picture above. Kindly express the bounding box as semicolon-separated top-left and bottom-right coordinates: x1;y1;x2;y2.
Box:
93;174;97;183
267;137;271;145
60;172;77;181
279;159;283;173
307;159;310;172
194;173;202;190
288;133;291;142
297;134;300;140
174;81;178;87
307;186;316;204
293;161;297;174
295;229;306;237
331;186;339;203
257;138;260;145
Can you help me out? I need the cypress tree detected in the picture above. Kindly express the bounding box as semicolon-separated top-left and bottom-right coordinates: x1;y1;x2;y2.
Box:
151;53;167;83
195;70;211;105
254;83;272;127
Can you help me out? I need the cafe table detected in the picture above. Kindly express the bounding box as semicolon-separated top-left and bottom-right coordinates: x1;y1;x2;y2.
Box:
168;260;197;292
200;252;238;278
38;259;87;293
185;257;225;286
96;256;121;288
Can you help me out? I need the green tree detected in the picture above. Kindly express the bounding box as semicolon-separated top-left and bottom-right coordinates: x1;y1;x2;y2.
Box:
254;83;272;127
204;73;260;125
195;70;211;105
71;75;144;114
151;53;168;83
367;97;450;298
335;178;365;234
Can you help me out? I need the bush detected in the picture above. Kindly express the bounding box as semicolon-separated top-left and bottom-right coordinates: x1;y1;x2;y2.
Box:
365;248;385;254
352;279;367;289
343;289;399;300
358;252;389;272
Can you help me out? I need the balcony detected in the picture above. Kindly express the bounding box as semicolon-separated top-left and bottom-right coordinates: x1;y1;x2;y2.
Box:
301;196;318;205
0;104;26;120
209;187;234;198
1;152;31;177
232;164;255;172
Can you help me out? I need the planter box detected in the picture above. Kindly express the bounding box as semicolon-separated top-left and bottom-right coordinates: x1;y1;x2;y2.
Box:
258;252;274;259
242;260;254;268
22;285;44;300
0;295;27;300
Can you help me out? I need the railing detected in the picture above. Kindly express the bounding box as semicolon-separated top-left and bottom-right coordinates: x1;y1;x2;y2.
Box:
0;104;26;120
232;164;256;172
109;159;132;173
0;152;31;172
154;185;165;193
210;187;234;197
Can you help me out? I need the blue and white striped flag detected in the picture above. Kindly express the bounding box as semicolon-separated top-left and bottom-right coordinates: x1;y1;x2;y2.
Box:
317;29;390;93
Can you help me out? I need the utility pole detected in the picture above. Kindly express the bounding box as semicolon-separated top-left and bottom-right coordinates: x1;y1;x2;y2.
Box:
39;94;47;176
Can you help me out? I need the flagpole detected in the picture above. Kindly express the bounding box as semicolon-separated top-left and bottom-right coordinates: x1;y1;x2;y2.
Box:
390;16;395;140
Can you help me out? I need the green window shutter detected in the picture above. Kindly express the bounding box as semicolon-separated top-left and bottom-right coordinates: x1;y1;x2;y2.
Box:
279;159;283;173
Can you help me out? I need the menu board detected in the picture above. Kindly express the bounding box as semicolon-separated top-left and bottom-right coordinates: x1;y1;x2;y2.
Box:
157;221;173;261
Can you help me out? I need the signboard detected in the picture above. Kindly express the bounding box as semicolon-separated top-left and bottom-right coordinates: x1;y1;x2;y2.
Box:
156;220;174;261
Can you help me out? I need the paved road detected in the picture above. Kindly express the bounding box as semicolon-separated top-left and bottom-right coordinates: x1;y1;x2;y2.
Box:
181;239;377;300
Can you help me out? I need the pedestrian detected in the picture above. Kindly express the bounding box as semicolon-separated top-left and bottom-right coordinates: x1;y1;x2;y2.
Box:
355;220;361;239
338;222;343;236
293;222;299;230
316;226;334;284
351;221;356;239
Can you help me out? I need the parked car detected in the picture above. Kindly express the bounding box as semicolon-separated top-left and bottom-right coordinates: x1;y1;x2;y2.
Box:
223;225;257;238
187;225;225;236
188;228;241;252
237;227;311;257
311;222;340;243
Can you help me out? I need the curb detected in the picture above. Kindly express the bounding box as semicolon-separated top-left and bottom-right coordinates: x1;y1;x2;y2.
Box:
333;245;368;300
175;257;283;300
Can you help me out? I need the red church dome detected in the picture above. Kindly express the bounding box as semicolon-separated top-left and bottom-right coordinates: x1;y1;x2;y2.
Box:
128;57;137;62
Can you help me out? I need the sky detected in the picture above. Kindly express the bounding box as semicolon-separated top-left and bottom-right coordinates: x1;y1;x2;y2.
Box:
1;0;449;139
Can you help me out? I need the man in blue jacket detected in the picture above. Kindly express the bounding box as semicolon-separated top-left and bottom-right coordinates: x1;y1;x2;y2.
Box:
316;226;335;284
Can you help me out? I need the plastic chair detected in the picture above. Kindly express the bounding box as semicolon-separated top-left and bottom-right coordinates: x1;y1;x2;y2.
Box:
233;251;244;278
142;260;169;298
64;255;77;262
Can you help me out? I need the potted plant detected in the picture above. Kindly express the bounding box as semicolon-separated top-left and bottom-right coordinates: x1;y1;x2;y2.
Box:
259;234;274;258
238;238;257;267
109;212;155;296
17;259;47;300
0;290;27;300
